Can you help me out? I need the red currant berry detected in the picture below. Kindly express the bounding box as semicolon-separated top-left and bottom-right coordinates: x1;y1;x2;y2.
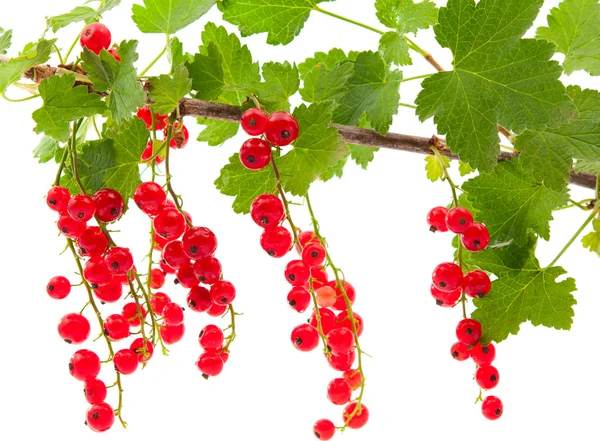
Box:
476;365;500;390
67;194;96;222
469;342;496;366
220;349;230;364
327;328;355;355
160;323;185;345
446;207;473;234
327;378;352;405
80;23;111;54
314;419;335;440
328;350;356;371
432;262;463;292
104;314;130;340
141;140;165;164
47;276;71;299
335;311;364;337
57;213;87;239
86;402;115;432
451;341;470;361
343;369;362;391
198;324;224;351
427;206;449;232
160;259;176;274
291;324;319;352
76;226;109;257
196;351;224;378
456;318;482;346
46;186;70;212
331;280;356;311
430;284;461;307
260;226;292;257
83;378;107;405
207;301;228;317
84;256;113;288
167;122;189;149
302;241;326;267
134;182;166;217
297;230;316;250
311;265;329;289
69;349;101;381
105;247;134;275
461;222;490;251
182;226;217;259
154;209;186;240
122;302;147;327
265;111;299;146
462;270;491;298
92;188;124;223
149;292;171;315
58;313;90;344
94;279;123;303
187;286;212;312
162;240;189;269
343;402;369;429
481;396;503;420
239;138;272;170
137;106;168;130
310;308;337;335
176;261;199;288
210;281;236;306
251;194;284;228
287;286;311;313
285;260;310;286
193;256;222;285
113;348;139;375
241;108;269;136
163;302;184;326
149;268;166;289
130;337;154;363
316;287;335;310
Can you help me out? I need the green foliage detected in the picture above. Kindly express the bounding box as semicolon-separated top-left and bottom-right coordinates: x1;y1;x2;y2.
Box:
168;37;193;74
0;38;54;94
300;61;353;104
250;62;300;112
132;0;216;34
0;27;12;54
378;32;410;66
33;137;61;163
416;0;574;172
147;64;192;115
581;217;600;256
46;7;99;32
186;42;224;101
298;48;357;78
424;154;449;182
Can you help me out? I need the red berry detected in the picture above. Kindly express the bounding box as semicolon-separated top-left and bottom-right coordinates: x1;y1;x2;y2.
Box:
210;281;236;306
160;259;176;274
298;230;317;250
461;222;490;251
343;369;362;391
80;23;111;55
104;314;130;340
469;342;496;366
142;140;165;164
47;276;71;299
311;265;329;289
83;256;113;288
462;270;491;298
265;111;299;146
432;262;463;292
149;268;166;289
162;240;189;270
163;302;184;326
313;419;335;440
198;324;224;351
94;279;123;303
83;378;107;405
130;337;154;363
285;260;310;286
481;396;503;420
76;226;109;257
69;349;101;381
451;341;470;361
58;313;90;344
343;402;369;429
310;308;337;335
187;286;212;312
108;48;121;61
327;350;356;371
167;123;189;149
67;194;96;222
335;311;364;337
327;328;355;355
105;247;134;275
260;226;292;257
287;286;311;313
207;301;228;317
114;348;139;375
176;261;200;288
149;292;171;315
240;138;272;170
291;324;319;352
137;106;168;130
92;189;124;223
327;378;352;405
430;284;461;307
182;226;217;259
134;182;166;217
456;318;482;346
46;186;70;212
160;323;185;344
241;108;269;136
86;402;114;432
154;209;186;240
193;256;222;285
57;213;87;238
302;242;326;267
196;351;224;378
251;194;284;228
331;280;356;311
122;302;147;327
446;207;473;234
427;206;449;232
476;365;500;390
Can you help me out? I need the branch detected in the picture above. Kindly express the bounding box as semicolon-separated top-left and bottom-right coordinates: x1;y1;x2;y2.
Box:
179;98;596;191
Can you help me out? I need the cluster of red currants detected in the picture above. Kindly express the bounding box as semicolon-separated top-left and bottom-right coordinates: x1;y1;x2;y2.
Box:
137;106;190;162
427;205;503;420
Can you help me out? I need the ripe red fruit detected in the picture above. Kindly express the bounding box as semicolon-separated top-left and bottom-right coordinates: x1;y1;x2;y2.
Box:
105;247;134;275
427;206;449;232
142;140;165;164
137;105;168;130
210;281;236;306
160;323;185;345
149;292;171;315
260;226;293;257
160;259;176;274
187;286;212;312
122;302;147;327
336;311;364;337
198;324;224;351
57;213;87;239
207;301;228;317
239;138;272;170
469;342;496;366
285;260;310;286
83;256;113;288
265;111;299;146
196;351;224;378
432;262;463;292
291;324;319;352
476;365;500;389
114;348;139;375
46;186;70;212
134;182;167;217
69;349;101;381
130;337;154;363
67;194;96;222
327;350;356;371
297;230;316;251
77;226;109;257
86;402;115;432
313;419;335;440
83;378;107;405
94;279;123;303
343;402;369;429
482;396;503;420
47;276;71;299
92;188;124;223
327;378;352;405
311;265;329;289
241;108;269;136
302;241;326;267
327;328;355;355
162;240;189;269
182;226;217;259
154;209;186;240
456;318;482;346
251;194;285;227
58;313;90;344
193;256;222;285
446;207;474;234
80;23;111;55
316;286;335;308
461;222;490;251
104;314;130;340
167;122;189;149
287;286;311;313
451;341;470;361
176;261;200;288
163;302;184;326
331;280;356;311
343;369;362;391
430;284;461;307
310;308;337;335
149;268;166;289
462;270;491;298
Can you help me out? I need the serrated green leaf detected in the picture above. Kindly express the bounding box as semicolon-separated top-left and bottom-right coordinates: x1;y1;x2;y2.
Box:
196;118;239;146
379;32;411;66
148;64;191;115
300;61;353;104
215;153;277;214
424;154;450;182
416;0;574;172
574;159;600;175
462;160;569;246
321;154;348;182
132;0;216;34
97;0;121;14
347;114;378;169
582;217;600;256
251;61;299;112
186;42;224;101
298;48;356;78
458;161;475;176
332;51;402;135
277;103;348;195
33;136;61;163
464;235;538;275
375;0;438;34
168;37;193;74
81;40;145;124
47;6;98;32
537;0;600;76
0;27;12;55
32;74;106;142
0;38;54;94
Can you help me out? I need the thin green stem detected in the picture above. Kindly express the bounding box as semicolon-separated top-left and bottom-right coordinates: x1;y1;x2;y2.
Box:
54;145;71;186
398;102;417;109
402;73;433;82
92;116;102;139
63;33;81;64
313;6;384;35
1;92;39;102
431;146;459;205
403;36;428;57
70;119;86;194
270;158;300;247
548;208;599;268
53;44;65;65
139;35;170;77
222;305;237;351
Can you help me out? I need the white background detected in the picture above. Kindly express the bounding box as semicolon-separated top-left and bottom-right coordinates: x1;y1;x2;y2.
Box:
1;1;599;440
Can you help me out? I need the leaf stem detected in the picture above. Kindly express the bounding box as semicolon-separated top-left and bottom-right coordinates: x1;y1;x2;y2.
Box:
398;102;417;109
270;157;300;247
53;44;65;65
313;6;384;35
53;146;71;186
63;32;81;64
547;208;599;268
1;91;39;102
139;34;170;78
402;73;433;82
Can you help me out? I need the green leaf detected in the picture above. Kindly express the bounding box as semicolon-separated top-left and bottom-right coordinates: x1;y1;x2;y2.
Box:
186;42;224;101
81;40;145;124
132;0;216;34
379;32;411;66
458;161;475;176
321;154;348;181
47;6;98;32
574;159;600;175
33;136;61;163
277;103;349;195
196;119;239;146
221;0;330;45
0;38;55;94
332;51;402;135
517;86;599;191
464;234;538;275
537;0;600;76
148;64;191;115
32;74;106;142
215;153;277;214
424;154;449;182
98;0;122;15
582;217;600;256
298;48;356;78
300;61;353;104
347;114;378;169
252;61;300;111
416;0;575;172
0;27;12;55
375;0;438;33
168;37;193;74
462;160;569;246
